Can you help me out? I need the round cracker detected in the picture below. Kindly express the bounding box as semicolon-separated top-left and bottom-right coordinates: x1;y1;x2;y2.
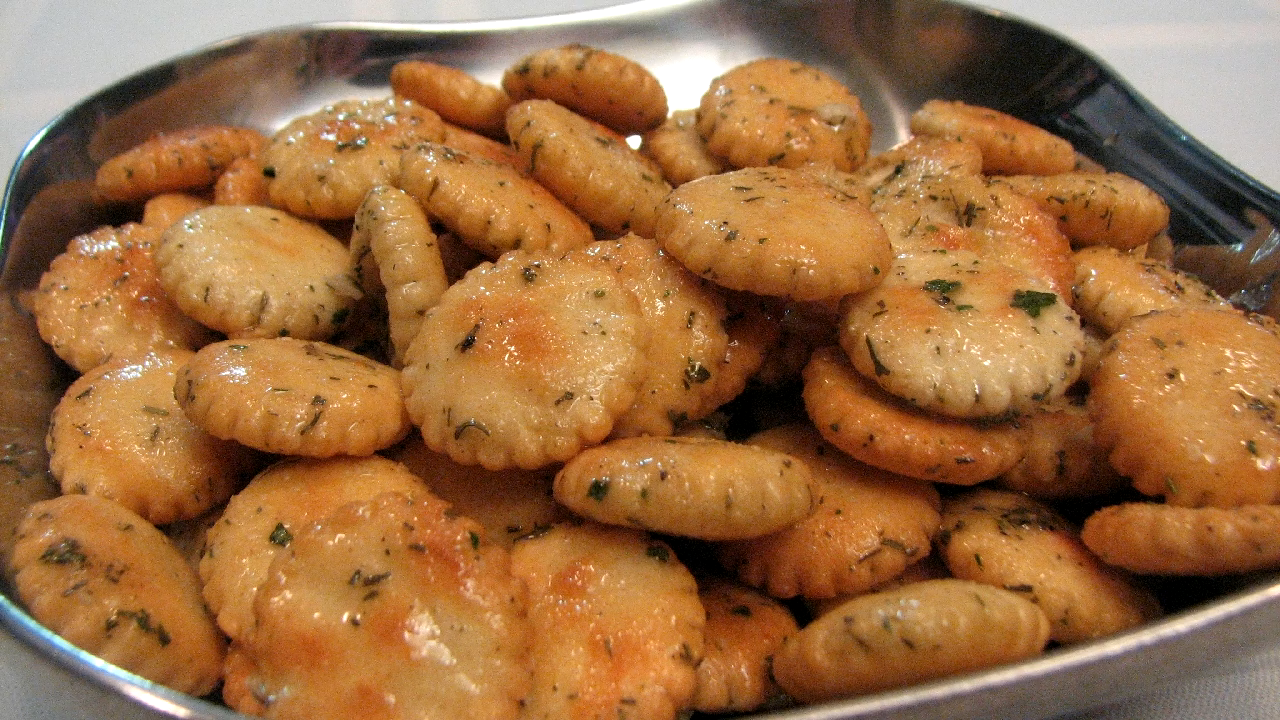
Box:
175;337;411;457
696;57;872;171
401;248;650;470
839;250;1085;419
1090;307;1280;507
502;44;668;135
716;422;941;599
47;349;259;525
656;166;891;301
156;204;360;340
554;435;814;541
802;345;1027;485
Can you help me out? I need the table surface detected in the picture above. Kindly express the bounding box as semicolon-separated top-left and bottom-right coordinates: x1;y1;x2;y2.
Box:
1;1;1278;719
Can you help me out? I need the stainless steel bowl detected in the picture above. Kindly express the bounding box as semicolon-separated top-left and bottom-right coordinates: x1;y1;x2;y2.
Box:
3;1;1280;719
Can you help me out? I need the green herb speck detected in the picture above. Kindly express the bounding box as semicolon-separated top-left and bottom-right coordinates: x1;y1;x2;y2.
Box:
269;523;293;547
1010;289;1058;317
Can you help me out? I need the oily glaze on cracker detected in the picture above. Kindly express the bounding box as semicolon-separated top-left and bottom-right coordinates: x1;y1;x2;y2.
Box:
401;248;650;470
47;349;258;525
176;337;411;457
1089;308;1280;507
656;166;891;301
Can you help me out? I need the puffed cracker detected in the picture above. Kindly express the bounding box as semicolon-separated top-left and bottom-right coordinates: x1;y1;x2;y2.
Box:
716;423;941;599
1071;245;1230;334
94;125;266;204
840;250;1085;419
351;185;449;367
995;172;1169;250
1082;502;1280;576
391;60;512;138
867;166;1077;297
11;494;226;696
553;435;815;541
506;98;671;237
511;522;703;720
640;109;727;186
909;99;1076;176
175;337;411;457
399;141;594;259
222;491;531;720
400;248;650;470
576;234;735;437
696;57;872;171
212;155;271;206
199;454;431;641
260;96;445;219
802;346;1028;485
843;134;984;195
141;193;209;231
691;577;797;714
156;204;361;340
502;44;668;135
939;488;1161;644
771;579;1049;702
29;222;217;373
47;349;259;525
656;166;891;301
995;396;1126;499
1089;307;1280;507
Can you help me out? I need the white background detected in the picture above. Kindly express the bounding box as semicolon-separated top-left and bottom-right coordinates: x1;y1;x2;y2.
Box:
0;1;1278;719
1;0;1277;191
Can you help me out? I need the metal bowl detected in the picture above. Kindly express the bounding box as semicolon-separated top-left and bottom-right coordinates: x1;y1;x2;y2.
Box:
3;1;1280;719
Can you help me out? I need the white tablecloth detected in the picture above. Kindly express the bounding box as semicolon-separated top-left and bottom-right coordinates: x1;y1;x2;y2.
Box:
0;1;1278;718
